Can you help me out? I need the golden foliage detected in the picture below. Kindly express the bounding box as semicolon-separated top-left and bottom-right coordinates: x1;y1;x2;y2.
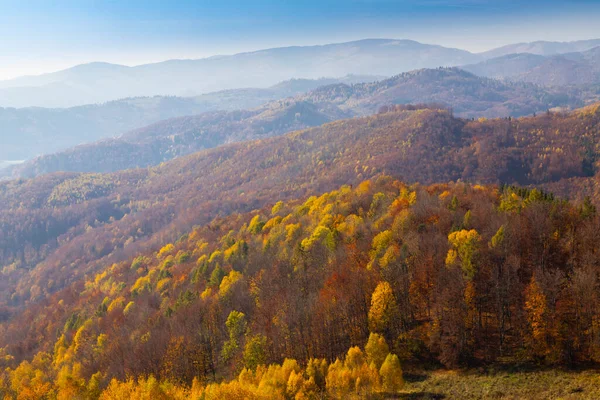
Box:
368;281;399;334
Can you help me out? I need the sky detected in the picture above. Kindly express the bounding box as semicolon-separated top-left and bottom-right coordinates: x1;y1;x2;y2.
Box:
0;0;599;80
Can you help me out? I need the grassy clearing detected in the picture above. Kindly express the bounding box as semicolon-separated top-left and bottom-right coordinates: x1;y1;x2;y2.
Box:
398;368;600;399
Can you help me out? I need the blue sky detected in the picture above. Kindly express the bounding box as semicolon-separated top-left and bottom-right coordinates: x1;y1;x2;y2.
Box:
0;0;599;79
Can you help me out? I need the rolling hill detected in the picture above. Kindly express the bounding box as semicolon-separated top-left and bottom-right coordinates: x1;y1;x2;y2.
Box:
1;103;599;310
464;46;600;87
0;75;377;162
479;38;600;59
0;39;479;108
6;68;584;178
8;100;344;177
1;37;599;110
0;104;600;398
299;67;580;117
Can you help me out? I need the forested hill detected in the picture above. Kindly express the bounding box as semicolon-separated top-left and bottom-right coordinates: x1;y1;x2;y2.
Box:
7;68;584;179
0;104;600;397
299;67;581;118
463;46;600;87
0;75;377;163
9;101;344;178
1;104;600;312
2;174;600;398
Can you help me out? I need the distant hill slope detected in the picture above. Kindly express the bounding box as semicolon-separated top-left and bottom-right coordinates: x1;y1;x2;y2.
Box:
1;104;600;313
463;53;549;79
0;75;378;162
7;68;584;178
464;47;600;86
0;39;479;108
479;38;600;59
299;67;580;117
9;100;345;177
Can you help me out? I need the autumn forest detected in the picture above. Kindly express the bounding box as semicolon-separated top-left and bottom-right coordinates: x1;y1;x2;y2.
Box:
0;101;599;398
3;9;600;397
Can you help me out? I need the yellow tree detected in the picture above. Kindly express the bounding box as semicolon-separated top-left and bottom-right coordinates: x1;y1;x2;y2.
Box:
368;282;399;336
379;354;404;393
446;229;480;279
222;311;247;362
365;333;389;370
524;276;549;359
8;353;54;400
243;335;267;371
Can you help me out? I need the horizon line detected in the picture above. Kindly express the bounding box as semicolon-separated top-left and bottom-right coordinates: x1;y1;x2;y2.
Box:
2;36;599;83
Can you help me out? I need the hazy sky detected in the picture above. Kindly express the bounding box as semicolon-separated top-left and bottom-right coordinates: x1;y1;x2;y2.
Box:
0;0;599;80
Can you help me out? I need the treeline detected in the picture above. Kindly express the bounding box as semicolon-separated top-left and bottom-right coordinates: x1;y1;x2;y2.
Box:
377;103;451;114
2;334;403;399
1;176;599;398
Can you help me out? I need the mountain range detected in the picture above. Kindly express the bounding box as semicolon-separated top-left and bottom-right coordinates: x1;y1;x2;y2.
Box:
1;38;600;180
0;75;378;162
6;68;585;178
478;38;600;59
0;39;478;108
1;38;599;109
464;46;600;87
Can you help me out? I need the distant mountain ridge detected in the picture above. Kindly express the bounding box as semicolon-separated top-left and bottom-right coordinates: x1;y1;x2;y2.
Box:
478;39;600;59
7;68;584;179
1;38;598;109
1;38;598;176
0;75;379;162
464;46;600;86
298;67;580;117
0;39;480;108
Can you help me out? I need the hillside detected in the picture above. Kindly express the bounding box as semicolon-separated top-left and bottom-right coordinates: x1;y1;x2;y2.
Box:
0;39;479;108
463;53;549;79
7;68;585;178
464;47;600;87
1;104;600;397
8;101;347;178
1;173;600;398
479;38;600;58
0;75;376;163
300;68;581;118
2;104;600;307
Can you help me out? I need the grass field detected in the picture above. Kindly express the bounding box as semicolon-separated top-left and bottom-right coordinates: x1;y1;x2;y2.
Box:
398;368;600;399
